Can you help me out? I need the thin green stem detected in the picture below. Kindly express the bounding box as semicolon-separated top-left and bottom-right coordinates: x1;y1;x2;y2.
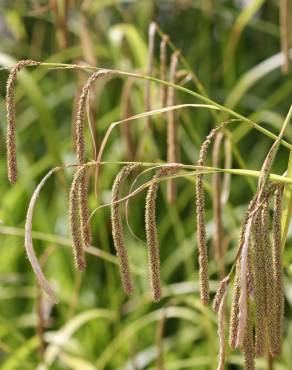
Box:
34;62;292;149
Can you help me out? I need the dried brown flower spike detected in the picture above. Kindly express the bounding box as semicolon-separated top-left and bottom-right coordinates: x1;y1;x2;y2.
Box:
111;164;140;295
145;166;177;302
75;69;112;165
229;195;256;349
79;170;92;248
69;166;87;271
261;195;276;357
74;69;112;246
196;125;226;305
243;299;255;370
229;261;241;349
269;184;284;357
6;60;41;184
252;211;267;356
236;216;253;350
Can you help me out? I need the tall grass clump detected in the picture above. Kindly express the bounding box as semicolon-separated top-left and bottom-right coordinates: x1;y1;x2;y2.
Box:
2;5;292;368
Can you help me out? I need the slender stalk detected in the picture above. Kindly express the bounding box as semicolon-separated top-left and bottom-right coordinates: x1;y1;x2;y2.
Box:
145;22;156;128
212;132;225;278
167;51;180;203
31;62;292;150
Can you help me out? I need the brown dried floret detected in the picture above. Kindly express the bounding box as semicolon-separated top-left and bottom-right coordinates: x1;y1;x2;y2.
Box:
111;164;140;294
145;166;177;302
69;166;87;271
6;59;41;184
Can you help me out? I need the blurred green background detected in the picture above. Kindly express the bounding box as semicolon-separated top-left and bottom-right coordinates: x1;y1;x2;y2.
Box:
0;0;292;369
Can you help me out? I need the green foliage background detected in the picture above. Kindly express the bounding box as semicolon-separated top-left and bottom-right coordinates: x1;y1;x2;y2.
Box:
0;1;292;369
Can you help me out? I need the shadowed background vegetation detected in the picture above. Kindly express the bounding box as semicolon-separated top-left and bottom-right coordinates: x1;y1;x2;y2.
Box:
0;0;292;369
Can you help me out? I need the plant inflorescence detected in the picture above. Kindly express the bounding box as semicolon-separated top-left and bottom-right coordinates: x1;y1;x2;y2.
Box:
5;20;292;370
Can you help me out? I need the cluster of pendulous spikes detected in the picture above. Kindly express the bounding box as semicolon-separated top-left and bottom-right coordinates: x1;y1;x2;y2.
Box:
4;58;186;303
5;20;185;265
229;184;284;369
5;60;114;271
195;124;285;369
111;163;180;302
5;54;286;370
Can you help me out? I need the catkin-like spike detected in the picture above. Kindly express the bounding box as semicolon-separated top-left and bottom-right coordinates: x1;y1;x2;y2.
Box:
145;166;177;302
75;69;111;164
267;354;274;370
145;22;156;128
243;298;255;370
235;194;259;350
252;211;267;356
212;276;230;312
236;217;253;349
196;124;226;305
75;70;111;246
111;164;140;295
166;51;180;203
69;166;87;271
79;171;92;247
160;35;169;107
269;184;284;356
229;260;241;349
229;195;257;349
261;196;276;357
6;59;41;184
196;171;209;305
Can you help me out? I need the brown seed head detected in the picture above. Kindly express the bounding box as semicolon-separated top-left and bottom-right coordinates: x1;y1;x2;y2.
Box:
243;298;255;370
75;69;112;164
229;260;241;349
145;165;178;302
252;210;268;356
6;60;41;184
79;170;92;247
111;163;140;295
228;194;257;349
269;184;284;356
196;125;226;305
69;166;87;271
